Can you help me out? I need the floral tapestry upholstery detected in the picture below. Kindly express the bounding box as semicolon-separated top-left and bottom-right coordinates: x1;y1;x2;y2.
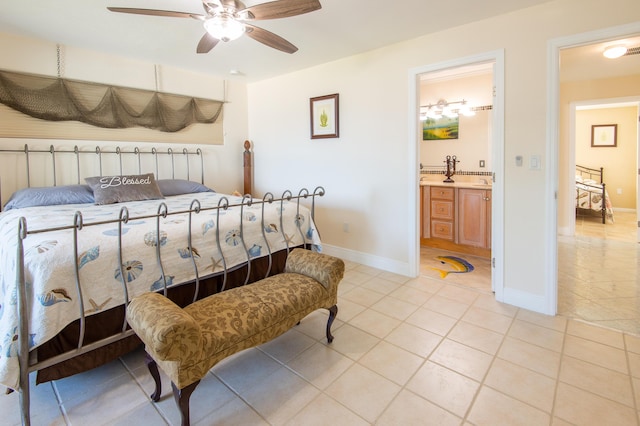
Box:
126;249;345;389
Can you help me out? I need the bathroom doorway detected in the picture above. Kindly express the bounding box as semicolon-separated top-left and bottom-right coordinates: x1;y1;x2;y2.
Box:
409;50;505;299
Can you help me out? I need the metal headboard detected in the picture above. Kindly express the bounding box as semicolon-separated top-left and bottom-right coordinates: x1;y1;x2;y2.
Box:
0;144;204;187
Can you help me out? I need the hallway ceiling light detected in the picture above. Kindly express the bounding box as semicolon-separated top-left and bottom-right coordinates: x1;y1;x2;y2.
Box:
603;45;627;59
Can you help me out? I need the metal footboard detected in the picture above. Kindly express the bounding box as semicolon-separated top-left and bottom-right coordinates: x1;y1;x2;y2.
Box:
15;186;324;425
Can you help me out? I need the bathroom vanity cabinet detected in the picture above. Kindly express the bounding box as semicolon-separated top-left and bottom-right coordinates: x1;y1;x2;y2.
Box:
421;183;491;258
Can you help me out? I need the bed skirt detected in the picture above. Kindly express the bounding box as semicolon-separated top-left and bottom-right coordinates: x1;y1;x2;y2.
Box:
35;248;292;384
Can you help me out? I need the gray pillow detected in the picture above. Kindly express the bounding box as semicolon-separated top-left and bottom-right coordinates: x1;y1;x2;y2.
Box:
85;173;164;205
157;179;214;196
3;184;94;211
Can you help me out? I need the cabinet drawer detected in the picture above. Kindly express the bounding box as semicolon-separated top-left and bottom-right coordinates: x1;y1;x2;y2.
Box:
430;187;454;200
431;220;454;240
431;200;454;220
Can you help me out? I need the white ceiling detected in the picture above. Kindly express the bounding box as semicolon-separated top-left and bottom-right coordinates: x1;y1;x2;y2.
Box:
0;0;559;82
0;1;637;83
560;35;640;82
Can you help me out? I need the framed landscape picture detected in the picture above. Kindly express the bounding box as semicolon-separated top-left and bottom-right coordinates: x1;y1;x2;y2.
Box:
423;116;459;140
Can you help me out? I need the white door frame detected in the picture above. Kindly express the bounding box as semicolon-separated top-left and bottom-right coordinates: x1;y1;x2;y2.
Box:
408;49;505;301
547;22;640;314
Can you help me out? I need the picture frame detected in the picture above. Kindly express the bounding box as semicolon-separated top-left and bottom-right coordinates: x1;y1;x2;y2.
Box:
591;124;617;147
310;93;339;139
422;116;459;140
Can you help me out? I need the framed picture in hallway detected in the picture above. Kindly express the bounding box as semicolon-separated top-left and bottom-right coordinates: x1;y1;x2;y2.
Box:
310;93;339;139
591;124;617;147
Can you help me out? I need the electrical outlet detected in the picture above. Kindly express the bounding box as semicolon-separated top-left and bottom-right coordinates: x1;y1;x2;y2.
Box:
343;222;350;233
479;160;485;168
617;188;623;195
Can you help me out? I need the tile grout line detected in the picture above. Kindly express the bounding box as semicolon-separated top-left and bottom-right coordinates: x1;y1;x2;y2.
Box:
548;312;569;425
622;334;640;425
457;295;507;424
117;355;171;425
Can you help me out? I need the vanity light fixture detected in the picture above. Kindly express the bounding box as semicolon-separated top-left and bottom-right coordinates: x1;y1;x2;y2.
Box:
603;45;627;59
420;99;476;121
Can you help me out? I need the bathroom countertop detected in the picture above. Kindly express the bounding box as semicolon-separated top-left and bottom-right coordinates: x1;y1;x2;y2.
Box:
419;180;492;189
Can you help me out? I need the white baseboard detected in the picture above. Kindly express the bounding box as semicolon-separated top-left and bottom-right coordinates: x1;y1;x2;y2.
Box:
320;244;415;277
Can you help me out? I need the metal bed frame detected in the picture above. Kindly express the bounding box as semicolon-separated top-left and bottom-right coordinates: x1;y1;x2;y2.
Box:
0;144;204;208
575;164;608;224
0;144;324;426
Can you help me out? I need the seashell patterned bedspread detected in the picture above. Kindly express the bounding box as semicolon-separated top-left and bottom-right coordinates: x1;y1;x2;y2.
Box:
0;192;321;390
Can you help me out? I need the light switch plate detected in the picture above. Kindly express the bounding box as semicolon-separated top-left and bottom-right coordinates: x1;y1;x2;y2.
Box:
529;155;541;170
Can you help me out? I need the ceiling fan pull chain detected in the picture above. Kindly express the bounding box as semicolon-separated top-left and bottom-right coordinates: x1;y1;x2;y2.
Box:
223;79;227;103
154;64;159;92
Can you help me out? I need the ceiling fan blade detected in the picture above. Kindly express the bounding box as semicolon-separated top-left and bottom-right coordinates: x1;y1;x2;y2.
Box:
241;0;321;20
197;33;220;54
107;7;203;19
244;24;297;54
201;0;221;14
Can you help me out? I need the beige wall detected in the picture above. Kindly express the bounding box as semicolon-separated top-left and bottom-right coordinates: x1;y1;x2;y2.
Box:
576;107;637;209
248;0;640;313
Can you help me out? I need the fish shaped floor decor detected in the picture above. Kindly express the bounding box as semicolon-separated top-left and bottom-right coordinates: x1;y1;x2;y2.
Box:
431;255;474;278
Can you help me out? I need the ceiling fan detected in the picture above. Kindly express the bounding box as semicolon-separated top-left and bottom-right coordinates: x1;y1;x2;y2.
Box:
107;0;321;54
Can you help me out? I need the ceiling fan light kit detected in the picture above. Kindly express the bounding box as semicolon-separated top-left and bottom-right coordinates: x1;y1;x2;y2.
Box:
108;0;322;54
204;12;245;42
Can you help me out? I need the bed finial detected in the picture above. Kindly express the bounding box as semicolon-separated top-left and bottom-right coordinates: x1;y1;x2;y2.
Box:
243;140;253;196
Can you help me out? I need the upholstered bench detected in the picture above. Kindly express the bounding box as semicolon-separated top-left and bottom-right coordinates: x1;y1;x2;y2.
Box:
126;248;345;426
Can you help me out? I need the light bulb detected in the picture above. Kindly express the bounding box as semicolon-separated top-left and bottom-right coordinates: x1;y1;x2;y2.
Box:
204;14;245;42
603;45;627;59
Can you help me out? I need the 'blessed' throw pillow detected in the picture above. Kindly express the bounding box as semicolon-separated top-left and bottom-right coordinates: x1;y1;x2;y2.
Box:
85;173;164;205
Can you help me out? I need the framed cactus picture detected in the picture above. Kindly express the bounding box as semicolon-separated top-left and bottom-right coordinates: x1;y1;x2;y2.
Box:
310;93;339;139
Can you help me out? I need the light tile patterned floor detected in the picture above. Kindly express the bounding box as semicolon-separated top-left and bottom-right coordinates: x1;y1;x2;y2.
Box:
558;210;640;334
4;242;640;425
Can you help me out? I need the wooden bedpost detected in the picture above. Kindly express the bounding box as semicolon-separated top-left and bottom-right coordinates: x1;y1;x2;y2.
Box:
243;140;253;196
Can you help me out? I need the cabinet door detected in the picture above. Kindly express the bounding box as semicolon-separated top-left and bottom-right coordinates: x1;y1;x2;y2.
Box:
457;188;488;248
421;186;430;239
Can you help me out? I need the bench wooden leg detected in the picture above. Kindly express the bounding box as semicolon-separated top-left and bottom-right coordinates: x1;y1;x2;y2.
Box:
172;380;200;426
145;352;162;402
326;305;338;343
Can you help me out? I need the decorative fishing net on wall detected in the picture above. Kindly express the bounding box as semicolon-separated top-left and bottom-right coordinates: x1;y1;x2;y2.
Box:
0;69;223;133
